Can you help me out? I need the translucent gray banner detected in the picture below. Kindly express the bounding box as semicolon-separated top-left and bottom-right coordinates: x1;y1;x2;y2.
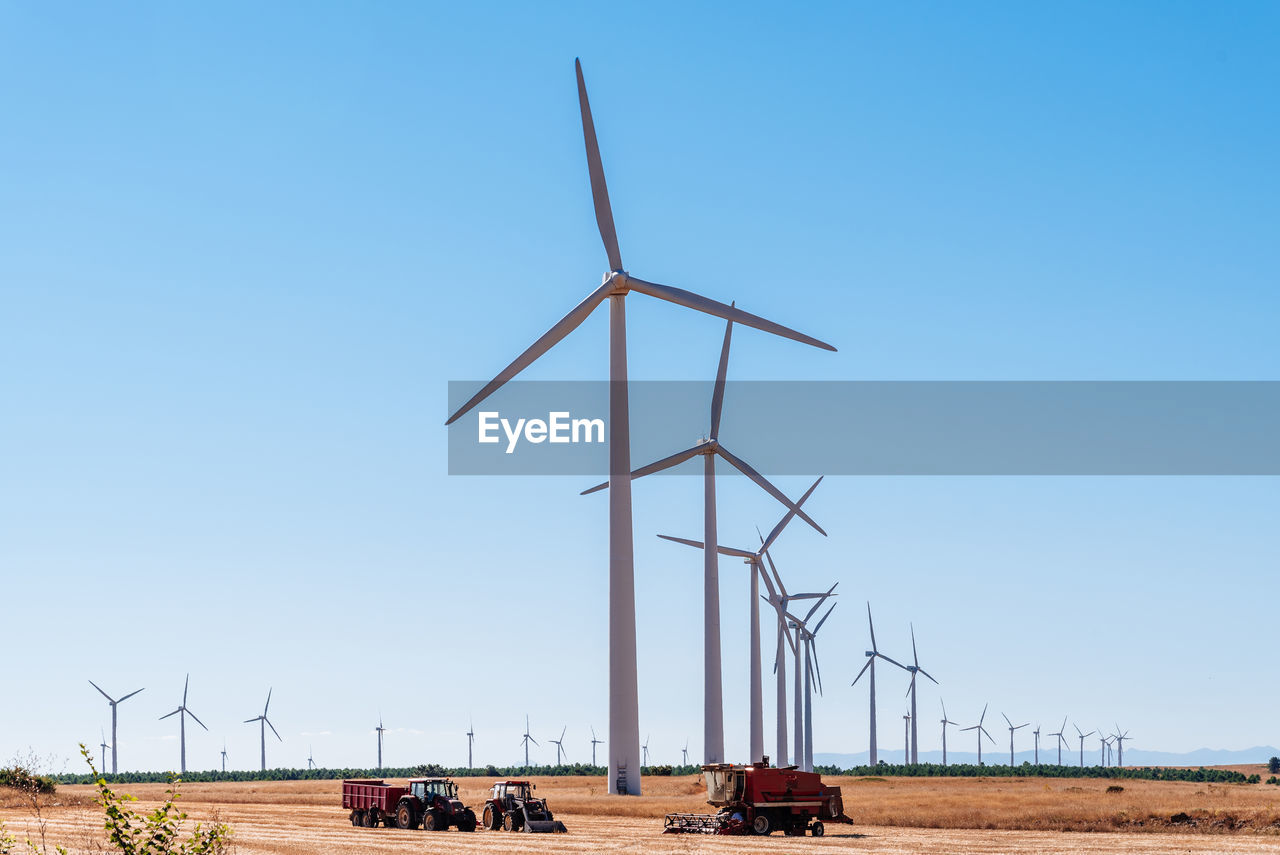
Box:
446;381;1280;475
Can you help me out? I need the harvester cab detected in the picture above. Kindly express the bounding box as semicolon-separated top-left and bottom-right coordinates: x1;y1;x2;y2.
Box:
665;758;853;837
482;780;568;833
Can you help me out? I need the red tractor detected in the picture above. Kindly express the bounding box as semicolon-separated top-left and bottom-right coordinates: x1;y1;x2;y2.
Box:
342;778;477;831
664;760;853;836
480;780;568;833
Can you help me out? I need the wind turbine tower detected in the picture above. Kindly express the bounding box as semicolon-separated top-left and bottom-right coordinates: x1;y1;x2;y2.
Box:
220;742;228;773
466;719;475;770
243;689;281;772
1114;725;1130;766
550;727;568;766
99;730;110;773
851;603;909;766
308;746;315;770
1049;717;1069;765
1074;725;1094;767
521;716;537;768
642;735;651;766
445;58;835;795
376;716;386;770
960;704;995;765
88;680;143;774
159;674;207;775
939;700;958;767
789;592;837;772
1002;714;1028;766
759;544;826;766
902;712;911;764
1033;724;1041;765
590;726;603;767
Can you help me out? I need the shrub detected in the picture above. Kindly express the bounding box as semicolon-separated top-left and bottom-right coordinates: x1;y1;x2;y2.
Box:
1247;774;1261;784
0;765;56;795
1106;785;1124;793
1269;756;1280;775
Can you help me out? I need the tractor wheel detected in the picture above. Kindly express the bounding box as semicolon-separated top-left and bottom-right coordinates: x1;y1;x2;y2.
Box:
503;812;517;832
811;821;825;837
459;810;478;833
424;809;445;831
483;805;500;830
751;813;772;836
396;804;415;829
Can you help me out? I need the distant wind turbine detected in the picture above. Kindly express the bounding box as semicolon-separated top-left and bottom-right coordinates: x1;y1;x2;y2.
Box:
850;603;909;766
99;730;110;772
445;57;836;795
939;700;958;767
681;739;689;766
220;741;228;773
466;718;475;770
642;735;651;766
1033;724;1041;765
88;680;143;774
550;727;568;765
1002;714;1029;766
308;746;315;770
159;674;207;775
1049;717;1069;765
243;689;281;772
590;726;603;767
788;591;837;772
520;716;537;767
960;704;996;765
903;624;938;764
759;545;826;767
1098;731;1110;767
376;716;386;770
1074;725;1094;767
902;712;911;764
1113;725;1131;766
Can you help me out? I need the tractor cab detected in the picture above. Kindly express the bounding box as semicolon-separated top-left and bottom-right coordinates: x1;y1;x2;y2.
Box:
490;780;534;807
410;778;458;802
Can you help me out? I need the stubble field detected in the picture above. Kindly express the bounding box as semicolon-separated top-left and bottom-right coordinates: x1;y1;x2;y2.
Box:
4;772;1280;855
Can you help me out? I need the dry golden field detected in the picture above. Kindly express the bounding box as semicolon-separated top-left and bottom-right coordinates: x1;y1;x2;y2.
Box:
4;772;1280;855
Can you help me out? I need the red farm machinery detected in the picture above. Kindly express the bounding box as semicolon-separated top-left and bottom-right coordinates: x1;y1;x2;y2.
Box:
664;760;853;836
342;778;477;831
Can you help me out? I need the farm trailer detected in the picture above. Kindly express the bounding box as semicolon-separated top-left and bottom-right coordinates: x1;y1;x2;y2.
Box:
342;778;478;831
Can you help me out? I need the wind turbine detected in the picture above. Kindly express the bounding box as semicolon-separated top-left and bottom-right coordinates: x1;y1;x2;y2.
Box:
466;719;475;770
550;727;568;766
788;593;838;772
903;624;938;764
520;715;537;767
585;314;826;767
1002;714;1028;766
902;712;911;764
658;477;825;764
1033;724;1041;765
88;680;143;774
939;700;958;767
159;674;207;775
220;741;228;773
681;739;689;766
960;704;995;765
1049;717;1069;765
642;735;651;766
444;58;835;795
1074;725;1094;767
850;604;909;766
1113;725;1130;766
99;729;110;773
375;716;386;770
243;689;281;772
590;726;603;767
759;546;826;767
308;746;315;770
1098;731;1110;767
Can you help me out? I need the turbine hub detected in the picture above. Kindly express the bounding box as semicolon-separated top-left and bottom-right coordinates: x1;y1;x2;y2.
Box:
603;269;629;294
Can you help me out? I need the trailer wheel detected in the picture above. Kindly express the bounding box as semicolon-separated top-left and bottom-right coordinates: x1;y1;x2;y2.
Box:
361;810;376;828
483;805;500;830
811;821;825;837
751;813;772;835
396;804;415;829
351;810;363;827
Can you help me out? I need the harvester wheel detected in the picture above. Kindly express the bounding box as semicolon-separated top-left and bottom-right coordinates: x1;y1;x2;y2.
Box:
751;813;772;835
396;804;415;829
811;821;825;837
483;805;500;830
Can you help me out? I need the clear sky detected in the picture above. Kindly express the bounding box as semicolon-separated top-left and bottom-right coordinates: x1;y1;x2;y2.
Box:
1;1;1276;774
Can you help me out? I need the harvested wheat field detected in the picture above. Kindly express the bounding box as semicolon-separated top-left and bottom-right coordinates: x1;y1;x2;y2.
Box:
4;773;1280;854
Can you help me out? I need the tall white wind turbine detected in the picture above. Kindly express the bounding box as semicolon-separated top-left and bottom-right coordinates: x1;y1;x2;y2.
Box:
550;727;568;766
376;716;386;770
308;746;315;770
903;625;938;764
681;740;689;766
642;735;651;766
658;477;826;764
902;712;911;764
939;700;958;767
788;594;838;772
960;704;995;765
88;680;143;774
590;726;603;766
1113;725;1130;766
444;59;835;795
850;604;909;766
1033;724;1041;765
1074;724;1094;767
99;730;110;773
1098;731;1110;767
521;715;537;768
759;548;826;767
1002;714;1029;766
584;313;825;765
159;674;207;775
466;719;475;770
243;689;281;772
1049;717;1069;765
220;741;228;773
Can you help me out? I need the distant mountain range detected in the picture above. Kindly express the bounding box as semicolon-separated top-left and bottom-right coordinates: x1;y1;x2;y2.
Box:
814;746;1280;768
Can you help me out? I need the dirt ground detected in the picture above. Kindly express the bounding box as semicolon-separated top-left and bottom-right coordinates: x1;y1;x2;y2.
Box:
4;774;1280;855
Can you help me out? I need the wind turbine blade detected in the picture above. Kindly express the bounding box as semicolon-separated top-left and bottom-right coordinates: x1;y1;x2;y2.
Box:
811;601;836;635
580;443;705;495
810;639;824;694
764;549;786;597
851;658;872;686
445;282;612;425
183;674;189;705
118;688;144;703
756;562;778;599
911;624;919;668
1003;713;1013;729
979;703;988;724
718;455;825;537
88;680;113;702
560;726;567;741
709;311;734;440
626;277;836;352
918;667;939;685
657;534;705;550
941;699;948;720
761;477;827;553
803;583;838;623
575;59;622;271
530;736;540;746
267;718;282;742
264;688;272;716
867;602;877;651
187;709;209;731
159;708;181;721
876;652;909;671
244;718;259;724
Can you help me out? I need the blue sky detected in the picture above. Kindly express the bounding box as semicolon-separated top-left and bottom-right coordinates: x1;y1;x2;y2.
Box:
1;1;1276;773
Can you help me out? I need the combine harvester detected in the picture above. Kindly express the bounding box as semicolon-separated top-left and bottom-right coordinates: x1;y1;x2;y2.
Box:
665;760;853;837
